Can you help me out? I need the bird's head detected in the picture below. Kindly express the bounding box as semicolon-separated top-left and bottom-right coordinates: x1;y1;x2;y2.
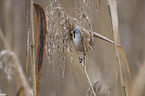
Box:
71;28;81;39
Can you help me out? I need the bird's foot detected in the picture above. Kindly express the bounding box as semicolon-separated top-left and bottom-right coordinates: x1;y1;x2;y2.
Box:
79;57;83;63
79;57;87;69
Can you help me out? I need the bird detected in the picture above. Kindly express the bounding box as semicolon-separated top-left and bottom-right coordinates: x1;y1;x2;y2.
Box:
71;27;94;53
71;27;94;64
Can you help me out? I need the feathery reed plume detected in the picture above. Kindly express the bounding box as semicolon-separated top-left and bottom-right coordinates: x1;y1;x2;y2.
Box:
86;80;111;96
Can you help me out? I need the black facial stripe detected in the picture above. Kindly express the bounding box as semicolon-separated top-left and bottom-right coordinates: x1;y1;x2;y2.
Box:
73;31;75;38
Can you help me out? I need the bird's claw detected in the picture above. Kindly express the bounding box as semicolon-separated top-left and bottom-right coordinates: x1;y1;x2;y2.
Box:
79;57;87;69
79;57;83;63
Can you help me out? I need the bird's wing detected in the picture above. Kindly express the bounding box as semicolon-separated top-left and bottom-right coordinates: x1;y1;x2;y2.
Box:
88;44;95;51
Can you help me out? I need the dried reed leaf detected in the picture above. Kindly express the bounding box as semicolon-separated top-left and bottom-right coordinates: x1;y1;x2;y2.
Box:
33;3;46;96
118;46;131;78
16;87;24;96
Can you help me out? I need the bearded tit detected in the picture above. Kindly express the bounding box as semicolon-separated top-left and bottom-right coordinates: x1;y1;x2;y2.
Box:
71;27;93;53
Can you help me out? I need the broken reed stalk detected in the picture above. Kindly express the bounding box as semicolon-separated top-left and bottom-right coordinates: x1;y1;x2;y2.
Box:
108;0;128;96
30;0;36;96
0;28;33;96
81;62;96;96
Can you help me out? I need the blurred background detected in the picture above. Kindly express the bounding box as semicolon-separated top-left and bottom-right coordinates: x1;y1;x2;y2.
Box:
0;0;145;96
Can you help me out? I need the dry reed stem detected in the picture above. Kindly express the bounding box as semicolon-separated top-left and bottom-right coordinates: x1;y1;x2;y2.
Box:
0;28;33;96
108;0;119;95
108;0;128;96
81;62;96;96
30;0;36;96
117;51;128;96
25;0;30;79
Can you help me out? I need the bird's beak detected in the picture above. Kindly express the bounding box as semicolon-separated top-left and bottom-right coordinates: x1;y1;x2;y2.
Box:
70;30;74;39
71;31;73;34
